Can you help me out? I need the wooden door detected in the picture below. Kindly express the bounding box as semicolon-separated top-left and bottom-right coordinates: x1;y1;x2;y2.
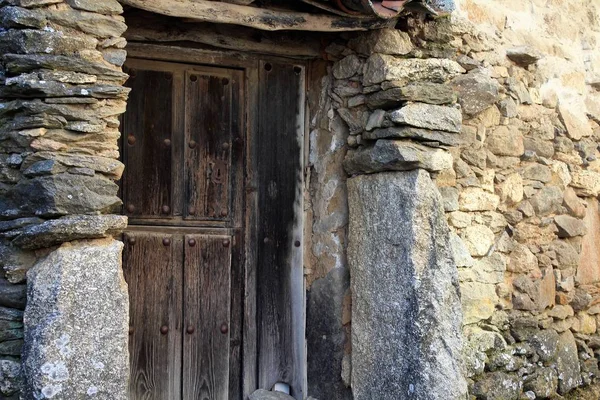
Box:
120;55;306;400
121;59;243;400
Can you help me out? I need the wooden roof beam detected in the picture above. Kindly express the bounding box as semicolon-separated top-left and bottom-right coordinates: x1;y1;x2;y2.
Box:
118;0;394;32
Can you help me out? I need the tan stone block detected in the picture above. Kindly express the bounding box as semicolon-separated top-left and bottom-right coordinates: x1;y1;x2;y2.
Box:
539;267;556;310
496;173;524;204
571;170;600;197
459;187;500;212
434;167;457;188
486;126;524;157
556;292;571;305
577;198;600;285
552;317;574;333
461;281;499;324
462;225;495;257
467;105;501;128
574;312;597;334
507;243;539;274
548;305;575;320
559;103;593;140
448;211;472;229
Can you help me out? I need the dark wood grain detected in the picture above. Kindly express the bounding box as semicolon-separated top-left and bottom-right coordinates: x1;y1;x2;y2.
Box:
184;71;232;221
120;54;308;400
256;61;305;399
122;68;174;219
183;235;232;400
242;63;260;400
123;231;183;400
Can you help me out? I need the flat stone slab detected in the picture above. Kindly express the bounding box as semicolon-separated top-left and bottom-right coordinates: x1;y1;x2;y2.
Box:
366;83;457;109
250;389;295;400
11;214;127;249
506;46;543;66
0;277;26;310
22;239;129;400
388;103;462;133
347;170;467;400
363;54;465;86
450;70;500;116
364;126;463;146
343;140;453;175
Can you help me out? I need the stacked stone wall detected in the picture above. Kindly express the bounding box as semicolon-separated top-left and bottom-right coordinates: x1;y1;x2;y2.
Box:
0;0;130;398
317;1;600;395
318;27;471;400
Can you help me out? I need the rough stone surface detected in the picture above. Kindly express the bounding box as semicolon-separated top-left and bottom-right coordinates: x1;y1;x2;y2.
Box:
459;188;500;212
0;241;37;283
486;126;525;157
506;46;543;66
347;28;413;56
22;239;129;400
554;215;586;238
363;54;465;86
348;170;466;400
528;329;559;362
388;103;462;133
578;199;600;285
471;372;521;400
250;389;295;400
571;170;600;197
1;174;121;219
363;126;463;146
462;224;494;256
523;367;558;398
333;55;362;80
555;330;582;394
460;283;499;322
366;83;456;109
450;70;500;116
529;186;564;217
0;359;22;398
449;232;474;267
0;278;26;310
343;140;453;175
11;214;127;250
507;244;539;274
65;0;123;15
559;104;593;141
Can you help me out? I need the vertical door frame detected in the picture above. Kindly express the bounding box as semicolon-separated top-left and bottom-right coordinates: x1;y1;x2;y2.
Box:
123;43;308;399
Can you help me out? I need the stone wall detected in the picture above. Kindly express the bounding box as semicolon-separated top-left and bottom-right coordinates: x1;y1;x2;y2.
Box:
308;28;471;399
0;0;130;398
308;1;600;395
446;1;600;398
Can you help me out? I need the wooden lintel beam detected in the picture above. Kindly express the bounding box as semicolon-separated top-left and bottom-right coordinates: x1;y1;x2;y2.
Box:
125;16;323;58
118;0;394;32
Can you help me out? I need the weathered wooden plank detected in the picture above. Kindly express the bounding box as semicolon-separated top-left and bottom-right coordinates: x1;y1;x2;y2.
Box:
126;43;257;69
119;0;392;31
122;67;174;219
123;231;183;400
243;61;260;400
124;14;322;59
183;234;232;400
228;230;243;399
256;61;305;399
184;70;232;221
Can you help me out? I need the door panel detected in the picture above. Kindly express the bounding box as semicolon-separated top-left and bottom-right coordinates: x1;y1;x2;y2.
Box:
183;235;232;400
256;61;305;398
123;231;183;400
184;71;233;222
122;68;174;219
121;56;305;400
